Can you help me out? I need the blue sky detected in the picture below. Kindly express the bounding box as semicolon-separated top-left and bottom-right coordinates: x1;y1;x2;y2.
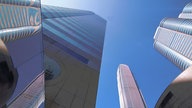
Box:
42;0;191;108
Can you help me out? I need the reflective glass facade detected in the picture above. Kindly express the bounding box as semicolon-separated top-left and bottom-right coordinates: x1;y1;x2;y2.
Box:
8;73;44;108
42;5;106;108
0;0;44;108
42;5;106;70
179;2;192;19
0;1;106;108
0;0;41;42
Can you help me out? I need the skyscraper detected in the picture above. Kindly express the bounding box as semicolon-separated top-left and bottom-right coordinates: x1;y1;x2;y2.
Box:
154;2;192;108
0;1;106;108
117;64;146;108
42;5;106;108
0;0;44;108
153;2;192;71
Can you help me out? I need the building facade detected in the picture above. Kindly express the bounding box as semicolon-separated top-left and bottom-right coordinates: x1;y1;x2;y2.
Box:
154;2;192;108
0;0;44;108
42;5;106;108
0;1;106;108
155;66;192;108
154;2;192;71
117;64;146;108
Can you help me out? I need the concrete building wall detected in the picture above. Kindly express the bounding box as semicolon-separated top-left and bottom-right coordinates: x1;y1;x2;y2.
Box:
155;66;192;108
154;2;192;70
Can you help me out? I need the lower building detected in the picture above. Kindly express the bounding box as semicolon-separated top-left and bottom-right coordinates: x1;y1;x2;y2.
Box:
155;66;192;108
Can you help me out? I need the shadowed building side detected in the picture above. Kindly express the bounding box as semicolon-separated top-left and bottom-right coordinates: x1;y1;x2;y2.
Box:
0;39;18;108
8;73;44;108
41;5;106;108
0;0;44;107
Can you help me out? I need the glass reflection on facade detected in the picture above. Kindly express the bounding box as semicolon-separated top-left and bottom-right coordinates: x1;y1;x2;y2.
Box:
0;0;44;108
0;0;41;42
42;5;106;108
0;1;106;108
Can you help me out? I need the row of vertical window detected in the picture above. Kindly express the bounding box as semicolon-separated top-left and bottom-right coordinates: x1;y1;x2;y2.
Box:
41;5;93;19
42;5;105;50
60;17;102;52
154;41;192;70
67;16;100;41
58;17;102;49
0;0;40;7
179;13;192;20
182;2;192;13
41;5;105;60
154;27;175;47
0;25;41;42
8;73;44;108
170;33;192;60
73;15;105;42
0;5;40;29
155;27;192;60
159;18;192;35
43;18;101;55
43;21;100;59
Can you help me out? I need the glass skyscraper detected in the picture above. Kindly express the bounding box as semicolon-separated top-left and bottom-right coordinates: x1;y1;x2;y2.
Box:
42;5;106;108
154;2;192;108
117;64;146;108
0;1;106;108
0;0;44;108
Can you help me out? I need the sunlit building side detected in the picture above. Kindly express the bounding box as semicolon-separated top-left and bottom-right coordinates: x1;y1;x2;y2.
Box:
8;73;44;108
154;2;192;108
154;2;192;71
117;64;146;108
0;1;106;108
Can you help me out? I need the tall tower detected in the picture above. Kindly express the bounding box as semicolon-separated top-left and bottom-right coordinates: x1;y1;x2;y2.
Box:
117;64;146;108
154;2;192;108
0;0;44;108
153;2;192;71
42;5;106;108
0;1;106;108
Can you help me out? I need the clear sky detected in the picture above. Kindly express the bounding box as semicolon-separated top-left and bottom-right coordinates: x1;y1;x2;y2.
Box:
41;0;191;108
